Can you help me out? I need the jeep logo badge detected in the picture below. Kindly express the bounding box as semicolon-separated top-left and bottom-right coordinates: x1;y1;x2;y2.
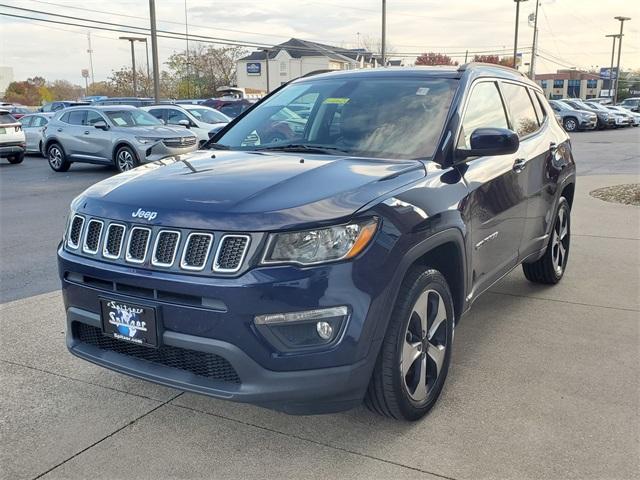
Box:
131;208;158;221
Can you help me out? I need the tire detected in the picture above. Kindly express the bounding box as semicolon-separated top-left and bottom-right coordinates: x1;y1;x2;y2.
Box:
563;117;578;132
523;197;571;284
47;143;70;172
364;267;454;421
7;153;24;164
114;145;139;173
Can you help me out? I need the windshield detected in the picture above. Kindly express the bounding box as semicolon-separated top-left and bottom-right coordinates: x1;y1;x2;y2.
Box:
215;77;458;159
187;107;230;124
555;100;576;111
106;109;162;127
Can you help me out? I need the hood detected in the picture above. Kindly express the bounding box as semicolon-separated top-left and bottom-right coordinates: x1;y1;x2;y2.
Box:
114;124;196;138
76;150;425;231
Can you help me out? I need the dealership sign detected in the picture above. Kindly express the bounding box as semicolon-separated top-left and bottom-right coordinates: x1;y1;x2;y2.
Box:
247;62;261;75
599;67;618;80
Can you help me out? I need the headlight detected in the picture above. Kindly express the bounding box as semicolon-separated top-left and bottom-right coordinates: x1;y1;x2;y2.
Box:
262;218;378;266
136;136;159;144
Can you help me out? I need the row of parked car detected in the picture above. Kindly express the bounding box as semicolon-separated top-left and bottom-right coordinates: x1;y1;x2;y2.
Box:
0;102;235;170
549;97;640;132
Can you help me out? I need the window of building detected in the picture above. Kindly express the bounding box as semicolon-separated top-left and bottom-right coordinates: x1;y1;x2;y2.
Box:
501;82;540;138
553;79;564;89
540;80;548;89
280;61;288;76
458;81;508;149
587;79;597;89
567;79;581;98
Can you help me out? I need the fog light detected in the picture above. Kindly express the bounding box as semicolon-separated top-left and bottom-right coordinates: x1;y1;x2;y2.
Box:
316;321;333;340
254;306;348;352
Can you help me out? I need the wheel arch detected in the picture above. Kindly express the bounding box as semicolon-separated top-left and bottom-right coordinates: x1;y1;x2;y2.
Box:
561;182;575;209
112;141;139;163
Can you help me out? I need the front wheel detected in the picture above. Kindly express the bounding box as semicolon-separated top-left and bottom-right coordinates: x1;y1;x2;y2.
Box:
365;268;454;421
523;197;571;284
114;146;138;173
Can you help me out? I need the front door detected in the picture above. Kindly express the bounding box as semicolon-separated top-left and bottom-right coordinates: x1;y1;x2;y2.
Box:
458;80;527;299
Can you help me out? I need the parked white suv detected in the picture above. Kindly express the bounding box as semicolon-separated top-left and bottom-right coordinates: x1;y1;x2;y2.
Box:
0;109;26;164
142;104;230;147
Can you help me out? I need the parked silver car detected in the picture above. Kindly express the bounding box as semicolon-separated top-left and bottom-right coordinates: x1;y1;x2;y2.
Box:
19;113;53;155
43;106;198;172
548;100;597;132
606;105;639;127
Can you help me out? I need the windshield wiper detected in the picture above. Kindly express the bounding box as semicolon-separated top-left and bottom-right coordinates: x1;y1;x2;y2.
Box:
253;144;349;155
204;142;231;150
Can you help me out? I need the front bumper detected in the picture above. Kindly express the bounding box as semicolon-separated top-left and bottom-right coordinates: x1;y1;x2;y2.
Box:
578;118;597;130
135;140;198;163
59;243;393;414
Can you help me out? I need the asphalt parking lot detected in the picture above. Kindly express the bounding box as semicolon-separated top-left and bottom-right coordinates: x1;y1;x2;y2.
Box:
1;128;639;479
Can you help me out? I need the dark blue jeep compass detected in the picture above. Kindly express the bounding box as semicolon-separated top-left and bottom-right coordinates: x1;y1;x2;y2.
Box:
59;64;575;420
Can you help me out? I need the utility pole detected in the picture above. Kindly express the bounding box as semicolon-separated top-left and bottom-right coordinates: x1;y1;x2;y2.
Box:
529;1;540;79
144;39;151;96
261;48;271;93
464;50;469;63
149;0;161;102
605;34;619;96
513;0;528;69
381;0;386;67
613;16;631;104
86;31;95;89
184;0;191;98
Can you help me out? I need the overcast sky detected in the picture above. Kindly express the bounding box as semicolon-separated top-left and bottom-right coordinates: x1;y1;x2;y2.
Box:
1;0;638;84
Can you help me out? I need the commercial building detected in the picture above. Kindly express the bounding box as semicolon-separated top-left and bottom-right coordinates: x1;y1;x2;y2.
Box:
0;66;15;97
236;38;391;92
536;69;603;100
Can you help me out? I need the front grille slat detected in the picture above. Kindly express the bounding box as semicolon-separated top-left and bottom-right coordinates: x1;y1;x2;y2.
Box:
152;230;180;267
126;227;151;264
103;224;126;259
74;323;240;384
68;215;85;249
82;219;103;254
162;136;197;148
214;235;250;273
181;233;213;270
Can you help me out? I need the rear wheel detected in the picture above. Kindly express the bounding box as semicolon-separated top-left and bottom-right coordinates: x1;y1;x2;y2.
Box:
523;197;571;284
563;117;578;132
7;153;25;164
47;143;70;172
365;267;454;421
114;146;138;173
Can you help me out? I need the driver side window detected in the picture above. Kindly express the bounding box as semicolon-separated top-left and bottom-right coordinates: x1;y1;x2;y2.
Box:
167;110;190;125
458;81;508;149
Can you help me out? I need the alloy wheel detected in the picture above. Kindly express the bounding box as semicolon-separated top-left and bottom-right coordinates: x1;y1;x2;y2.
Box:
564;119;577;132
551;207;569;275
401;289;448;403
49;146;62;168
117;150;134;171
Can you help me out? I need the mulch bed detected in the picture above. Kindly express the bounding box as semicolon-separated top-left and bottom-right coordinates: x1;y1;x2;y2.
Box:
589;184;640;206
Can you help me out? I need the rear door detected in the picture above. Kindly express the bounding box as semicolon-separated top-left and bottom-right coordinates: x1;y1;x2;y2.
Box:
61;109;88;159
459;80;527;298
499;82;556;258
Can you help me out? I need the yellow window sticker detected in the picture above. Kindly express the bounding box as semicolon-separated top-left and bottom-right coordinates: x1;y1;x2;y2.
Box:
323;97;350;105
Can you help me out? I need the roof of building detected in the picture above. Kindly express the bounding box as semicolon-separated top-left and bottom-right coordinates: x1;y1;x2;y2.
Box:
239;38;380;64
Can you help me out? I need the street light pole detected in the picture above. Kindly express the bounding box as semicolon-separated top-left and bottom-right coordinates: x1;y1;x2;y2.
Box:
513;0;528;69
529;1;540;79
261;48;271;93
613;16;631;104
381;0;386;67
149;0;161;102
605;34;619;96
120;36;146;97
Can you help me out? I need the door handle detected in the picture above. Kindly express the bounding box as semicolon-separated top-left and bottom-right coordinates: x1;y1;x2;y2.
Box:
84;131;90;135
513;158;526;173
56;128;63;132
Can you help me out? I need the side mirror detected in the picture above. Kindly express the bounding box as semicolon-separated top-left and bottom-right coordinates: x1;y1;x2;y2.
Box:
178;119;190;128
93;121;109;130
456;127;519;160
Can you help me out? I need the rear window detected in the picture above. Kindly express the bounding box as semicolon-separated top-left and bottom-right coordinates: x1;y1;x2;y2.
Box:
501;83;540;137
0;113;17;124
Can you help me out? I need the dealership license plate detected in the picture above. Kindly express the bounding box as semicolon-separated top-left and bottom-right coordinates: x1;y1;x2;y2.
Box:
100;299;158;347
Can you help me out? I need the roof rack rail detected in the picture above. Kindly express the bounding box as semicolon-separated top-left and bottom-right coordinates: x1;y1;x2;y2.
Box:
457;62;527;77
